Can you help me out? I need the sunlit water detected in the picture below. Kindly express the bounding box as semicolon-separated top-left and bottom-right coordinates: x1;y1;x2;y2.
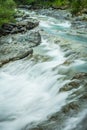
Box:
0;10;87;130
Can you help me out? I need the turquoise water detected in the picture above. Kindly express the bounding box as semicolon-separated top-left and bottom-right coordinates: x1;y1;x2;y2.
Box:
40;23;87;44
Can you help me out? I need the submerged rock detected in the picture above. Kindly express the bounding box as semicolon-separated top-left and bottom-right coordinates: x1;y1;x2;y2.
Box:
72;114;87;130
59;80;80;92
36;8;72;20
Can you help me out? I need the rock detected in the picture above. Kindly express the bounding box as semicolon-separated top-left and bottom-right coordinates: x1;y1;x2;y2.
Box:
0;49;33;67
0;28;10;36
1;23;14;31
72;73;87;79
18;4;43;10
0;18;39;37
59;80;80;92
14;31;41;45
14;12;30;20
11;27;26;34
17;19;39;30
18;5;32;10
64;50;75;57
22;14;30;20
36;9;72;20
26;31;41;45
0;30;41;67
72;115;87;130
62;102;79;113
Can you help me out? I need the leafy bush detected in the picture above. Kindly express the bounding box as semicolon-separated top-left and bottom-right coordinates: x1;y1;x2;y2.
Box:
0;0;16;26
52;0;68;7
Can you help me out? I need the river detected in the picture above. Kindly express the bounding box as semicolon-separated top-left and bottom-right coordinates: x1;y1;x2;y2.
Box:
0;9;87;130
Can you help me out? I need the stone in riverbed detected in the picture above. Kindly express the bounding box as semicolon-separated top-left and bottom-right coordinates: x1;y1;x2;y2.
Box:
17;19;39;30
59;80;80;92
0;49;33;67
0;30;41;67
0;19;39;37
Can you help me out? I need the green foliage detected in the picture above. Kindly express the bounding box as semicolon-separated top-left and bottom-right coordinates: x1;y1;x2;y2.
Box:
83;0;87;8
52;0;68;7
69;0;87;15
0;0;16;26
70;0;81;15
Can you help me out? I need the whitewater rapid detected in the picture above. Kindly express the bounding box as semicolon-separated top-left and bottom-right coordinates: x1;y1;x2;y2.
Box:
0;9;87;130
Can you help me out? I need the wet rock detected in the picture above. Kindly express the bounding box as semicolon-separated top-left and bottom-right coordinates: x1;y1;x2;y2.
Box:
0;28;10;36
22;14;30;20
59;81;80;92
0;30;41;67
72;73;87;79
17;19;39;30
14;11;30;19
62;102;79;113
80;92;87;99
11;27;26;34
0;19;39;37
62;60;73;65
0;46;33;67
71;20;87;33
18;4;43;10
64;50;75;57
72;114;87;130
14;31;41;45
1;23;14;31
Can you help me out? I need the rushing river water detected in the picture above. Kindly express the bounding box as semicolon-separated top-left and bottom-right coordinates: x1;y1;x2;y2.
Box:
0;10;87;130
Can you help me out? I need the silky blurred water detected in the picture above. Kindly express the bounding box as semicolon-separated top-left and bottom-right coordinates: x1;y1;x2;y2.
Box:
0;9;87;130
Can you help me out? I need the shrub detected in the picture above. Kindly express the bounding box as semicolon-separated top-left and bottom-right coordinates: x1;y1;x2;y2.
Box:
0;0;16;26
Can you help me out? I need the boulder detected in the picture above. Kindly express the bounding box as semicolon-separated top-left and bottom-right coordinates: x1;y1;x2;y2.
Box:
0;19;39;37
17;19;39;30
0;30;41;67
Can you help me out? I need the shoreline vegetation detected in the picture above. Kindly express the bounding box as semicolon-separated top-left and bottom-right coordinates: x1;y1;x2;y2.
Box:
0;0;87;26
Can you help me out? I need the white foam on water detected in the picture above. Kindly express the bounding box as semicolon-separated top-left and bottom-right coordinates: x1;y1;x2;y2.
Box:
0;31;67;130
56;21;71;28
63;109;87;130
0;64;68;130
40;21;51;28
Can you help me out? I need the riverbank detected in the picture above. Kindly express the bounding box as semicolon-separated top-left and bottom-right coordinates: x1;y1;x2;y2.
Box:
0;0;87;27
0;7;87;67
0;11;41;67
